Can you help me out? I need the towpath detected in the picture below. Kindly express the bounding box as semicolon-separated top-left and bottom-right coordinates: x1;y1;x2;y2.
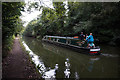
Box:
2;37;41;79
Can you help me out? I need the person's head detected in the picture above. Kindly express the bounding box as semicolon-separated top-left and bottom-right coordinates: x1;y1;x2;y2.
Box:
83;35;85;37
90;33;92;35
81;32;83;34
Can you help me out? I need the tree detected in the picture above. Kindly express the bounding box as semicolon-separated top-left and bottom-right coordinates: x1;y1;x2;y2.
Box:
2;2;25;57
23;2;120;46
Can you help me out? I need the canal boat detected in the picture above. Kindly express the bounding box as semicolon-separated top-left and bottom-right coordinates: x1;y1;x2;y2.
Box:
42;35;101;55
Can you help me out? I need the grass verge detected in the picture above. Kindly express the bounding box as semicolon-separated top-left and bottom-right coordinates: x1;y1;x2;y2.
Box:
2;35;15;58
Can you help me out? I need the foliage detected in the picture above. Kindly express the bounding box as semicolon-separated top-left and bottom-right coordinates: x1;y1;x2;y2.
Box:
2;2;25;58
23;2;120;46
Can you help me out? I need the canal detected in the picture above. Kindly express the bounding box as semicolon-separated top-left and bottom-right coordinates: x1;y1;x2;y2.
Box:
22;37;120;78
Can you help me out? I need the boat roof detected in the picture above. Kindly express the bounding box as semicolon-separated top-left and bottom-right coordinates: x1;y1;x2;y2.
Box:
45;35;75;39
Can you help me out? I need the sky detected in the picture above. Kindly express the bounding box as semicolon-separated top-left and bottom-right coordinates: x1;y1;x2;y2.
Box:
20;0;53;27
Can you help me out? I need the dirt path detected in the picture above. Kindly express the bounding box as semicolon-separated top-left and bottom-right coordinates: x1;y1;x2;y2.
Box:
2;37;41;79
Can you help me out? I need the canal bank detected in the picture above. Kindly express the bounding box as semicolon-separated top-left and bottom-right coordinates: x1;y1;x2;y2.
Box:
2;37;41;79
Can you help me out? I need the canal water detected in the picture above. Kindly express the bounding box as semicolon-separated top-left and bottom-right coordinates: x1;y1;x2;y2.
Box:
22;37;120;78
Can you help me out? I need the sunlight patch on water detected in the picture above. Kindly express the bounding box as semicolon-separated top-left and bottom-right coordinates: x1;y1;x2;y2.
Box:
22;41;58;79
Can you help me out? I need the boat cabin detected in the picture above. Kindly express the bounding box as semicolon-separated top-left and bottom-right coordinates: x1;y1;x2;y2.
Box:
42;35;100;55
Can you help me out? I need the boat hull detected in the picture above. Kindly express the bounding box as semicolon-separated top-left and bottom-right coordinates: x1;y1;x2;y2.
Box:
42;39;101;55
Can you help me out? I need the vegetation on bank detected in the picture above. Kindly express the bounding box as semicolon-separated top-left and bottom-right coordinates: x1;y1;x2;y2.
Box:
2;2;25;58
23;2;120;46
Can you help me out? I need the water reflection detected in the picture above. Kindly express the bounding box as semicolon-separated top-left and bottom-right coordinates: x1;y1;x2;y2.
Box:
42;64;58;78
22;41;46;73
88;57;98;72
22;37;120;78
74;72;79;80
42;43;60;54
22;41;58;79
64;58;70;78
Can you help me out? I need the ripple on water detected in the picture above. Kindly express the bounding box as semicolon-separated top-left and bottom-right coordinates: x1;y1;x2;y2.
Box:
101;53;119;57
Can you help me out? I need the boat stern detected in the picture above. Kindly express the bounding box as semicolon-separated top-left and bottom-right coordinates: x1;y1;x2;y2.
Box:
89;48;100;55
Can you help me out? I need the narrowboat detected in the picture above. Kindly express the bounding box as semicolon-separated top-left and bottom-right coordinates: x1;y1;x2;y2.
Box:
42;35;101;55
